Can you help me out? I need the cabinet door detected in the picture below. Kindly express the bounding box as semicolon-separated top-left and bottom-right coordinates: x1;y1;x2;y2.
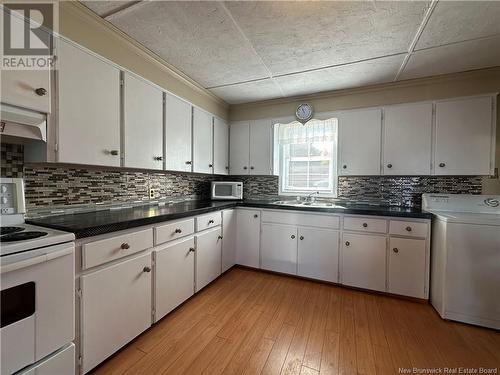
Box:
388;237;426;298
229;122;250;175
435;96;493;175
249;119;272;175
195;227;222;292
58;40;121;167
1;69;51;113
123;73;163;169
192;107;213;174
214;117;229;175
298;228;339;282
383;103;432;175
165;93;192;172
155;237;195;321
222;209;236;272
81;253;152;373
341;233;386;292
235;209;260;268
338;109;382;175
261;223;298;274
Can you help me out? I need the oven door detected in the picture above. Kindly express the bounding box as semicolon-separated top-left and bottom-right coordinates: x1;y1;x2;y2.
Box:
0;243;75;375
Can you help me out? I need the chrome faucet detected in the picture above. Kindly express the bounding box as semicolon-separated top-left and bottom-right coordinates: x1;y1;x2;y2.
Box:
304;191;320;203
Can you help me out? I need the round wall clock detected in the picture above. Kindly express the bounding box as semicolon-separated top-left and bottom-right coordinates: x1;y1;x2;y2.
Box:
295;103;313;124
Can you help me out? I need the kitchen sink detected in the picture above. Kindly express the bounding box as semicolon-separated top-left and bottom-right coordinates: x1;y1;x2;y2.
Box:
271;200;346;209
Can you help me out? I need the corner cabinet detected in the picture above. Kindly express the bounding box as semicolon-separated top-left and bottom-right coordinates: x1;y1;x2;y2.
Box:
195;227;222;292
80;253;152;373
123;73;163;170
235;209;261;268
192;107;214;174
222;209;236;272
338;108;382;176
165;93;193;172
434;96;495;175
57;39;121;167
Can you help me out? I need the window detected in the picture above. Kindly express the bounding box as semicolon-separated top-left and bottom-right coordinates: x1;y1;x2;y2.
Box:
274;118;338;196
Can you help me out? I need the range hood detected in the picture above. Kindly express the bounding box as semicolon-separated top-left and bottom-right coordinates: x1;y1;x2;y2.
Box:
0;103;47;142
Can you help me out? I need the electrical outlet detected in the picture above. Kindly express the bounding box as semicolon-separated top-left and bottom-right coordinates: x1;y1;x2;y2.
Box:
149;188;157;199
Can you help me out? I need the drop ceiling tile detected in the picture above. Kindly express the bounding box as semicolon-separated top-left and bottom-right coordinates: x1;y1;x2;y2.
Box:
82;1;135;17
400;35;500;81
275;54;405;98
416;1;500;50
209;79;282;104
107;1;269;88
224;1;429;76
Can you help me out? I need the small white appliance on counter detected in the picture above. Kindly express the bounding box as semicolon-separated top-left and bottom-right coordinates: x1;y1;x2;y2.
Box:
0;178;76;374
422;193;500;330
211;181;243;200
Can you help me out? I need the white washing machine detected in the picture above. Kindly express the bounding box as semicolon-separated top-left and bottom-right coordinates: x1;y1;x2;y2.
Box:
422;194;500;330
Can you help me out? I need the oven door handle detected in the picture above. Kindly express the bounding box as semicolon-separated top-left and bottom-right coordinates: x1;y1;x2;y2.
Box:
1;247;73;274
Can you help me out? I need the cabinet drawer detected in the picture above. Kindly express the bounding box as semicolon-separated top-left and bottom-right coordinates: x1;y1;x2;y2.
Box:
82;228;153;269
261;210;340;229
343;216;387;233
155;218;194;245
196;212;222;231
389;220;428;238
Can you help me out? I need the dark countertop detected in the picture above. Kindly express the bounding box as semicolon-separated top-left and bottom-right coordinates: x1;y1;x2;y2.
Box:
27;200;432;239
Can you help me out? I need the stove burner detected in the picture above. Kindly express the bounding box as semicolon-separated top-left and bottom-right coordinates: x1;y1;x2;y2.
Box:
0;226;24;236
0;231;48;242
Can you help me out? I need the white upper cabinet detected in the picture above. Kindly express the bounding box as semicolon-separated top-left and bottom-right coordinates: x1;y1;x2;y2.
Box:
165;93;192;172
229;120;272;175
192;107;214;174
58;40;121;167
213;117;229;175
123;73;163;170
229;121;250;175
338;108;382;176
249;119;273;175
383;103;433;175
434;96;495;175
1;69;51;113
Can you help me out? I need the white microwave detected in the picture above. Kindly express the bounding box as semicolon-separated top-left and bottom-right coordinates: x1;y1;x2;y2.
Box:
211;181;243;200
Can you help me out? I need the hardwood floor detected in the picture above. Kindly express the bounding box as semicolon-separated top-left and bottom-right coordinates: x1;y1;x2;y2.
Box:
90;267;500;375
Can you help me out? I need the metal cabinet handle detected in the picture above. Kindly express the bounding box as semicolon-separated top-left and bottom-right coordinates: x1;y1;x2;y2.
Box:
154;156;163;161
185;161;192;165
35;87;47;96
250;166;254;170
218;235;223;240
174;228;182;234
439;163;446;168
406;226;412;232
109;150;119;156
342;165;347;169
121;243;130;249
387;163;392;168
208;219;214;224
345;241;350;246
299;236;304;240
189;247;195;252
291;235;296;239
143;266;151;273
243;166;248;170
253;214;258;218
362;223;368;228
393;248;399;253
209;164;213;168
225;166;229;170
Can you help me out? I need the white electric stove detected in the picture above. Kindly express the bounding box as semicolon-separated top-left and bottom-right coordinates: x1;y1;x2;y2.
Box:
422;193;500;330
1;178;76;375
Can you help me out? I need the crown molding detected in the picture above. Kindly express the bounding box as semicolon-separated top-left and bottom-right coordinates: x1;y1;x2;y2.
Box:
61;1;228;109
231;66;500;110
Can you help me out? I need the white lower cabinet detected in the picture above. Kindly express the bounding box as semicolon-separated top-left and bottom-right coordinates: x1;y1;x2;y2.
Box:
235;209;261;268
222;210;236;272
388;237;427;298
81;253;152;373
261;224;298;274
195;227;222;292
341;233;387;292
154;237;195;322
297;228;339;283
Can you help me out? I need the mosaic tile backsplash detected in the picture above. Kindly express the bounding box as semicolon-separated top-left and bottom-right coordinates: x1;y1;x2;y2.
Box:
1;142;483;210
